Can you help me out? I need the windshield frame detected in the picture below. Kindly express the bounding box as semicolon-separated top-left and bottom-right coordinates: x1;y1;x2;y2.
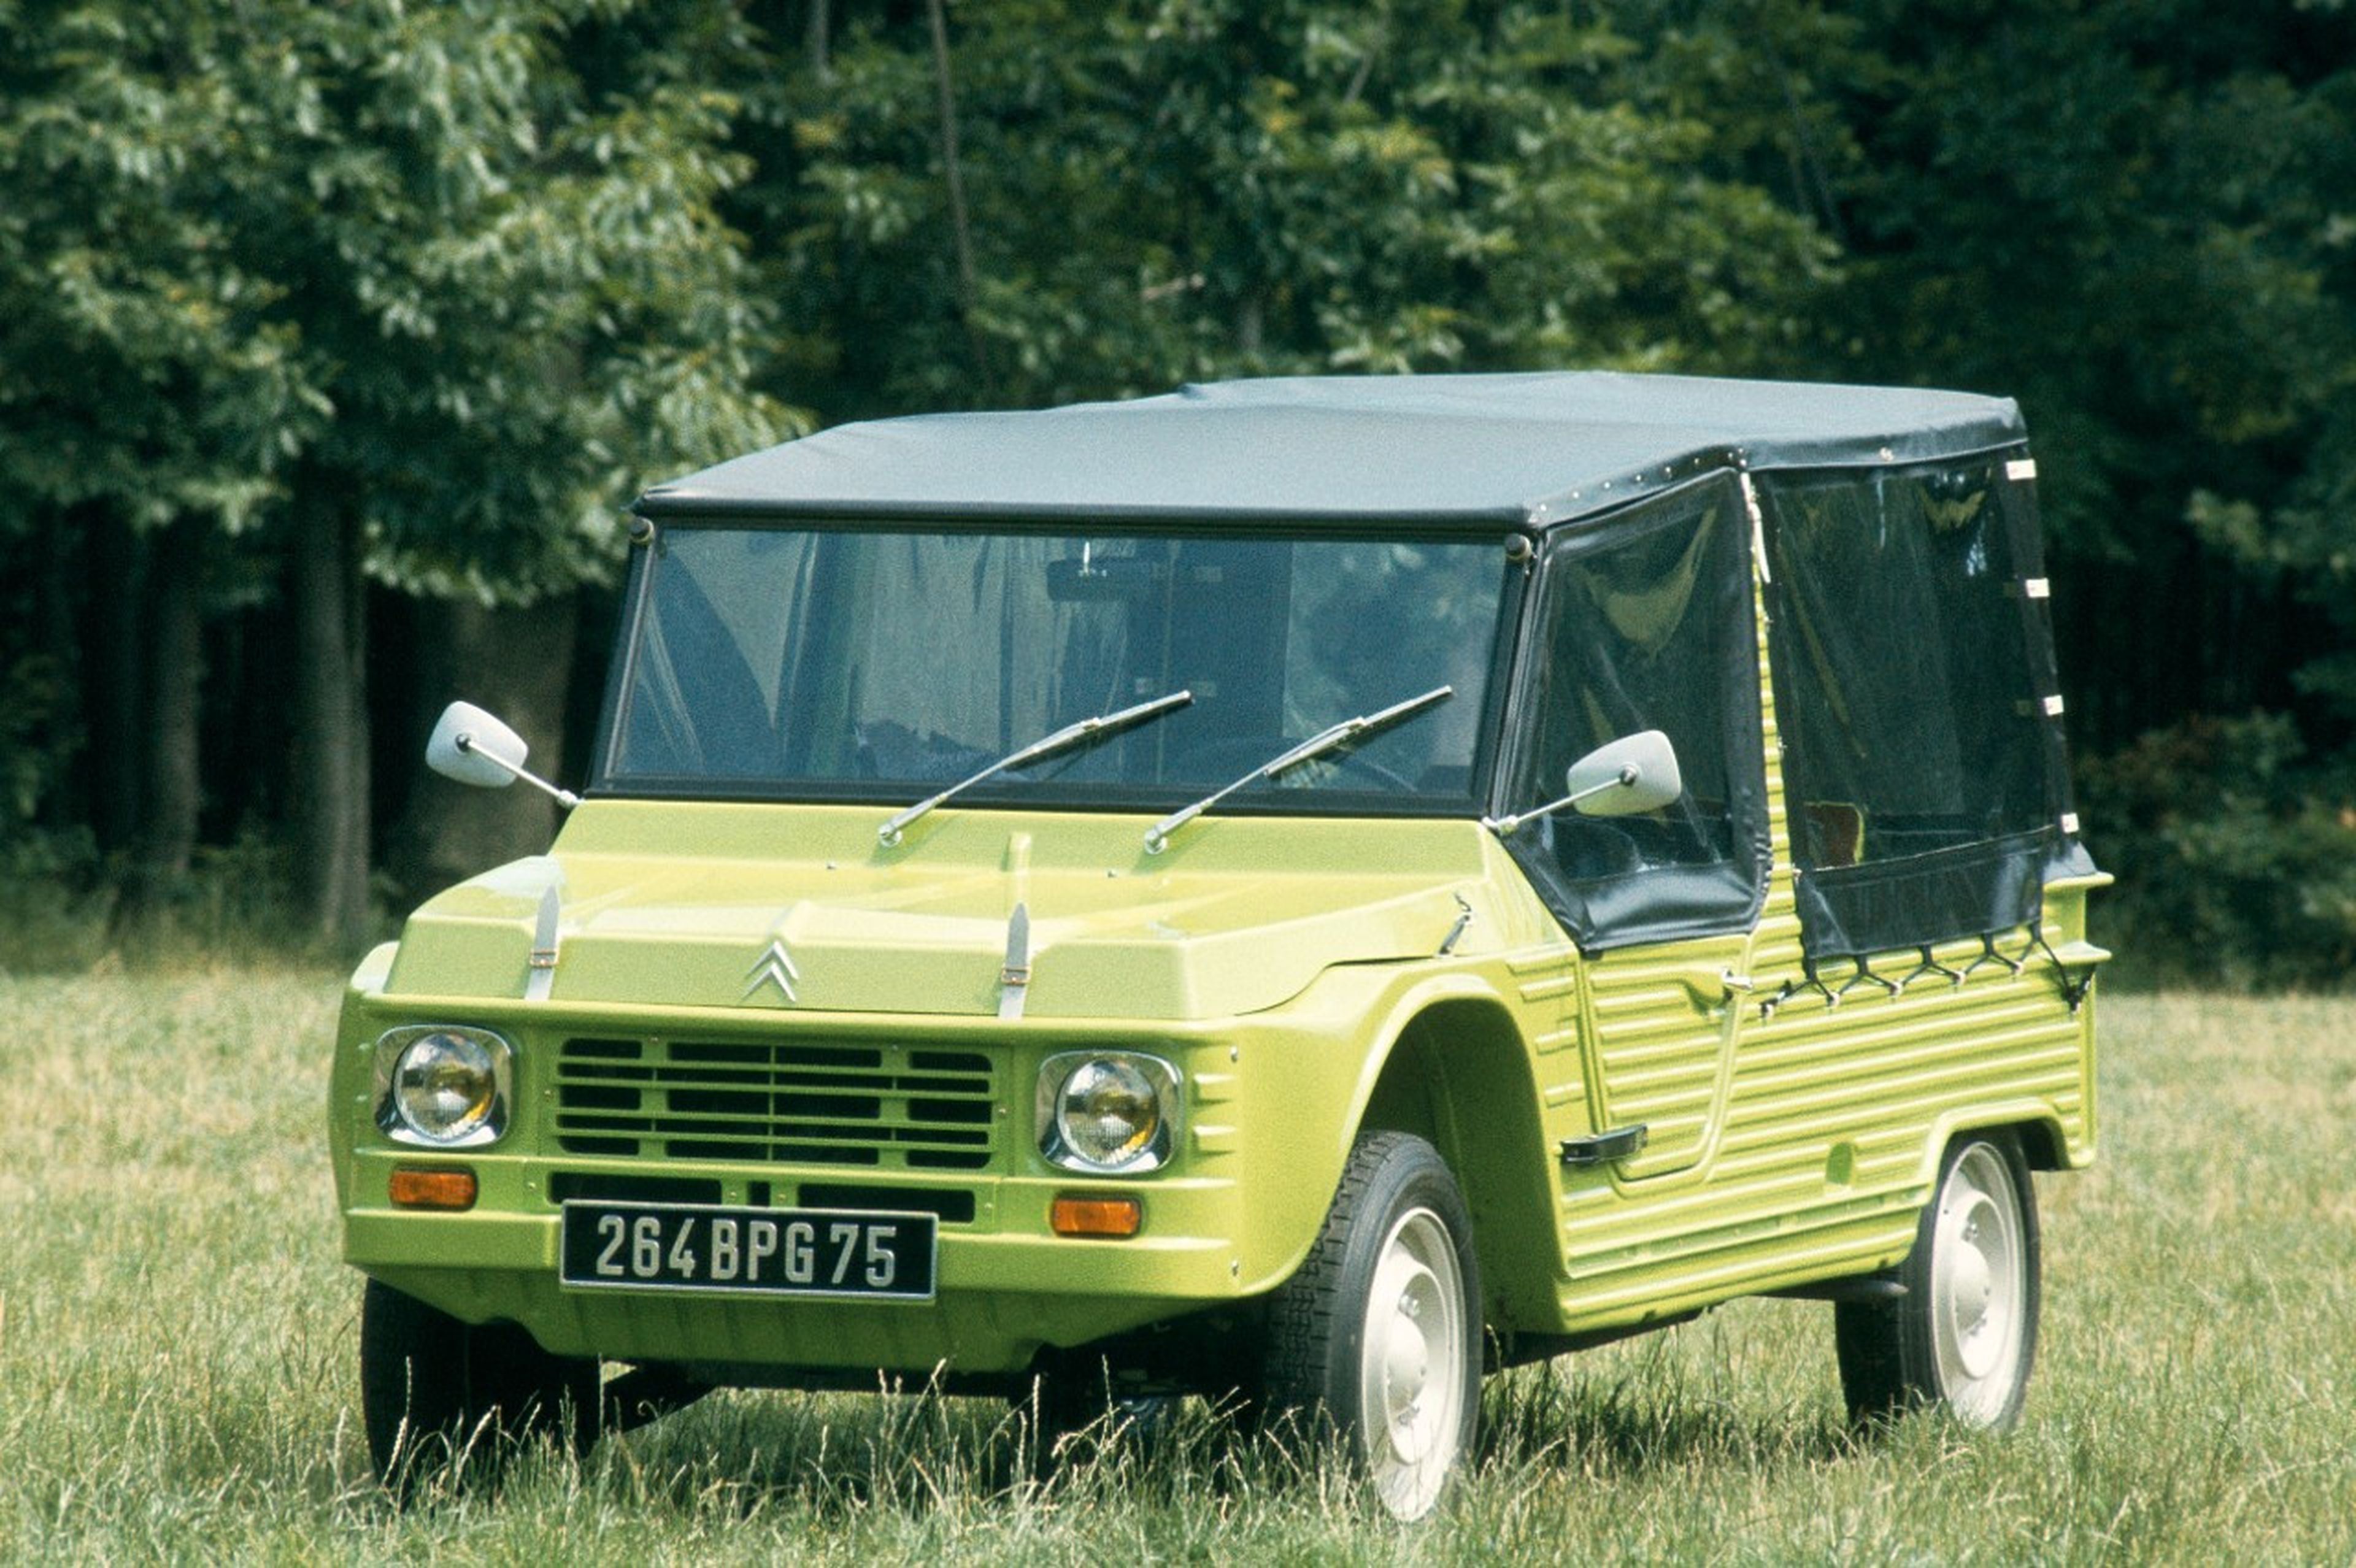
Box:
585;514;1531;823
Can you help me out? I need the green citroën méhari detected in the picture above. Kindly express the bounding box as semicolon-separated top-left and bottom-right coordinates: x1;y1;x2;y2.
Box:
333;372;2106;1518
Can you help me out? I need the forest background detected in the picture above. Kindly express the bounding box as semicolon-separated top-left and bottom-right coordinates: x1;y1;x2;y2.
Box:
2;0;2350;986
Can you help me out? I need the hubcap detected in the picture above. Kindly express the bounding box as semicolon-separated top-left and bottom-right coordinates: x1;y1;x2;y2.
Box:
1357;1207;1466;1520
1930;1145;2025;1423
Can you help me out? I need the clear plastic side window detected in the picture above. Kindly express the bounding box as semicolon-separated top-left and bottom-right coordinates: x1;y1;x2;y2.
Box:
1501;474;1769;947
1755;456;2082;959
1760;461;2049;872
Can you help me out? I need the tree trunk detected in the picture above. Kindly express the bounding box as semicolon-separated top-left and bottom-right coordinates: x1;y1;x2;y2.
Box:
383;593;579;908
926;0;987;382
34;507;85;836
85;512;147;858
806;0;831;75
290;498;374;951
113;515;206;928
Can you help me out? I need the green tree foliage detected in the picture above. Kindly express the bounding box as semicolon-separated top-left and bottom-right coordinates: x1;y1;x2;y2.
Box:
274;0;798;600
750;0;1833;415
1834;1;2356;617
0;2;310;536
0;0;792;942
0;0;792;590
1620;0;2356;745
2077;713;2356;988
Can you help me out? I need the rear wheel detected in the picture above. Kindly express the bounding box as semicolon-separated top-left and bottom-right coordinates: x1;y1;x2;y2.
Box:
360;1279;601;1497
1260;1131;1482;1520
1835;1132;2041;1430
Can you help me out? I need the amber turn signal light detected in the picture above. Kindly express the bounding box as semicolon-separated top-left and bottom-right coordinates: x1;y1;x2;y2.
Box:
390;1166;478;1211
1050;1194;1141;1238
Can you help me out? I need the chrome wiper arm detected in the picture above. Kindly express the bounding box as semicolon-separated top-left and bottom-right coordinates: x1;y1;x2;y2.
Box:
1142;685;1453;855
878;690;1193;847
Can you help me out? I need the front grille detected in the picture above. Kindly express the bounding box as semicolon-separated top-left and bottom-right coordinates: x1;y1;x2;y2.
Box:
554;1036;998;1171
548;1172;725;1207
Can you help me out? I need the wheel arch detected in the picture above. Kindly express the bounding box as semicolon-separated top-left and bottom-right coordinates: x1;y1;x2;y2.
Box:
1925;1106;2071;1177
2008;1116;2068;1173
1353;994;1560;1335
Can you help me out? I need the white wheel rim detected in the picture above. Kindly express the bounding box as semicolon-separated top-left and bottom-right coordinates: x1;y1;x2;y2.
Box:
1357;1206;1467;1520
1930;1143;2027;1424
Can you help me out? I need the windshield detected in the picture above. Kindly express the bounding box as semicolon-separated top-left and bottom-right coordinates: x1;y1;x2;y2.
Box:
599;525;1509;813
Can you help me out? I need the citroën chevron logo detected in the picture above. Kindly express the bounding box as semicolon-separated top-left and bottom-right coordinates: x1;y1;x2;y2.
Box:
741;936;801;1004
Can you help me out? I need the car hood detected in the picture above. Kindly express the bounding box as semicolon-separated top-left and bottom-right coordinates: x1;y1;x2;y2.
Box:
379;801;1502;1020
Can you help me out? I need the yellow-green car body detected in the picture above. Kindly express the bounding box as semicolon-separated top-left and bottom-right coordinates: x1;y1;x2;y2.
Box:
333;373;2103;1513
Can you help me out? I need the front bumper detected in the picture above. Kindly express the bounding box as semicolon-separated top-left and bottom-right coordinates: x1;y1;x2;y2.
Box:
343;1151;1249;1375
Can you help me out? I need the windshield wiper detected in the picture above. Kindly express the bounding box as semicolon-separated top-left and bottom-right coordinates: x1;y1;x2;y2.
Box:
1142;685;1453;855
878;690;1194;847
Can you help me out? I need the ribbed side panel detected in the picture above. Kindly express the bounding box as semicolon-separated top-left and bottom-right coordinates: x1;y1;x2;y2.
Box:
1512;952;1590;1142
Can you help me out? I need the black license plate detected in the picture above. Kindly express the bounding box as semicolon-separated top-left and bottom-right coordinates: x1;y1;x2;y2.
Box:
560;1202;937;1301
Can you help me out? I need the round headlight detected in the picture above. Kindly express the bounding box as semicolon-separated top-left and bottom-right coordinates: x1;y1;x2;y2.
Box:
384;1029;504;1145
1039;1052;1179;1174
1059;1058;1159;1166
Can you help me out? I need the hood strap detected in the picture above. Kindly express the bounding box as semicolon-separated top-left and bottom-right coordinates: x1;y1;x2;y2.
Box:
997;902;1033;1021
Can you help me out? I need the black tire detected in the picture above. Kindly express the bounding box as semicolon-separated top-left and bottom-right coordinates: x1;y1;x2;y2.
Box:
1835;1132;2041;1431
360;1279;602;1497
1260;1131;1482;1520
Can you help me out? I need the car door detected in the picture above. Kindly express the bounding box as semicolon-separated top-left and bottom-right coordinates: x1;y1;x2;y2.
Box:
1494;473;1773;1182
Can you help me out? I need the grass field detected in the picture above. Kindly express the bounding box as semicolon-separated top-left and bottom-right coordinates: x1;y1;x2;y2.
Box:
3;971;2350;1562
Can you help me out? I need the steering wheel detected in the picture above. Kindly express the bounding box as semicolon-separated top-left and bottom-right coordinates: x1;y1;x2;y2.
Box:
1169;735;1417;793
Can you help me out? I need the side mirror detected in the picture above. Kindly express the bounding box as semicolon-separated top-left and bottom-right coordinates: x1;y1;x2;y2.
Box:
1484;729;1683;837
426;701;527;789
425;701;580;808
1566;729;1683;818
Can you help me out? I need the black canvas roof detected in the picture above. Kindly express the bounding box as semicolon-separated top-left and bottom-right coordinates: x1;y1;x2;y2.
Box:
635;372;2026;531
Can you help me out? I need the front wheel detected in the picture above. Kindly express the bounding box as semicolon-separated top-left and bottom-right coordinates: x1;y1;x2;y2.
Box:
1835;1132;2041;1431
360;1279;602;1497
1260;1131;1482;1520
